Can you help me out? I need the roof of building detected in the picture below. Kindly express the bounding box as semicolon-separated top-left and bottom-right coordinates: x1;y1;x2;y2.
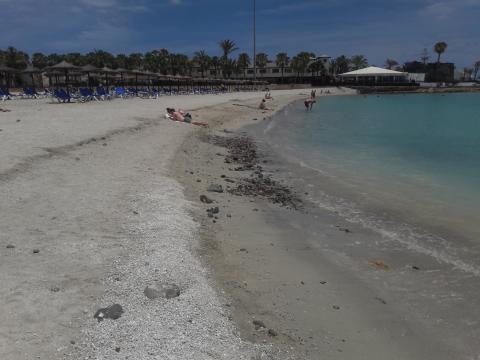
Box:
339;66;406;76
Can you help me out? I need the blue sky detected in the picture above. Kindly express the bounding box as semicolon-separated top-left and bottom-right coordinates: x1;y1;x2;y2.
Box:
1;0;479;67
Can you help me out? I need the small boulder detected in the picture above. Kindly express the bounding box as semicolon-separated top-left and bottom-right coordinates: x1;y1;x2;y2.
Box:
200;195;213;204
207;184;224;193
253;319;266;330
144;283;180;300
94;304;124;322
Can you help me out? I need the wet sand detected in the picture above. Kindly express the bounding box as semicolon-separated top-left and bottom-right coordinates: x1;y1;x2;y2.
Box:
172;90;479;359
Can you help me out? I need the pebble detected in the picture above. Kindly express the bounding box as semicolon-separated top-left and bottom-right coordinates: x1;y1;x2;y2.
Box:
268;329;278;337
33;249;40;254
253;320;266;330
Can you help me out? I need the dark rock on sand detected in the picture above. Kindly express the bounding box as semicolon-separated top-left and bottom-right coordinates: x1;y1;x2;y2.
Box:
207;184;224;193
268;329;278;337
144;283;180;300
253;319;266;330
94;304;124;322
33;249;40;254
115;347;121;353
6;244;15;249
200;195;213;204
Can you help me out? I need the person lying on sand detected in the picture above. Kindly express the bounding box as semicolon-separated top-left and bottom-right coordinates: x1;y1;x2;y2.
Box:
259;99;273;111
165;108;208;127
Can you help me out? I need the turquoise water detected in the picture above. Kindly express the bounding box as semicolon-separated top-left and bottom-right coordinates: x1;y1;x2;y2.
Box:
263;93;480;271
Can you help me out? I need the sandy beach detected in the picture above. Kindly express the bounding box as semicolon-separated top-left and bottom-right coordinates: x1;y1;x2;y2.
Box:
0;90;312;360
3;87;477;360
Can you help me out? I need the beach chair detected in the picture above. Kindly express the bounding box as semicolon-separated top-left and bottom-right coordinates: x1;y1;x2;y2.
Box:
0;88;12;101
53;89;71;103
95;86;111;100
79;88;96;102
115;87;127;98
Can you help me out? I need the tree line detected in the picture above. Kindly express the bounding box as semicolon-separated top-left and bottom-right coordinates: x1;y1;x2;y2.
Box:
0;40;371;80
3;39;476;80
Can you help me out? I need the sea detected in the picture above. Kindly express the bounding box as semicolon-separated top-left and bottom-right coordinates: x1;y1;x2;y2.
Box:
258;92;480;276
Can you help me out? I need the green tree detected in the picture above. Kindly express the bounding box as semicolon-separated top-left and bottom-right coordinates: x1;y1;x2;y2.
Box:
32;52;48;69
330;55;350;75
385;58;398;70
275;52;289;83
350;55;368;70
193;50;211;78
237;53;251;79
86;50;115;68
294;52;315;76
255;53;269;77
4;46;29;69
210;56;221;77
434;42;448;63
115;54;128;69
65;52;85;66
219;39;239;78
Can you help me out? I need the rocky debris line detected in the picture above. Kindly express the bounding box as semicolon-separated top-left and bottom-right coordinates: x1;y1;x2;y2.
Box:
144;283;181;300
206;134;302;210
94;304;124;322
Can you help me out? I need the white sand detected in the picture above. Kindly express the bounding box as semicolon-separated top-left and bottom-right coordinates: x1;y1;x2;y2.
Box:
0;90;323;360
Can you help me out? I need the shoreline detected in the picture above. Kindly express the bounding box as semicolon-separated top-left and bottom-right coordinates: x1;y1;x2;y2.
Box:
172;90;480;359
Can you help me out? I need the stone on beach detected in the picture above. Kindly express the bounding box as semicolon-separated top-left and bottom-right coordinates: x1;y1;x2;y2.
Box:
207;184;224;193
144;283;181;300
200;195;213;204
94;304;124;322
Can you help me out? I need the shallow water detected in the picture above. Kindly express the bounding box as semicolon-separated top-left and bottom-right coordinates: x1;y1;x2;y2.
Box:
261;93;480;275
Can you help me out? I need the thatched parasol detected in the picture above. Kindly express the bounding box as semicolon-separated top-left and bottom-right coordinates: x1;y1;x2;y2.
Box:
45;61;80;93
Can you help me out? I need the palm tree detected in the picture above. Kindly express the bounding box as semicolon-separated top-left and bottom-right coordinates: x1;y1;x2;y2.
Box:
193;50;211;78
434;42;448;63
255;53;269;77
385;58;398;70
275;53;289;83
32;52;48;69
330;55;350;75
294;52;314;78
350;55;368;70
210;56;221;77
237;53;251;79
290;56;303;81
219;40;239;60
219;39;239;78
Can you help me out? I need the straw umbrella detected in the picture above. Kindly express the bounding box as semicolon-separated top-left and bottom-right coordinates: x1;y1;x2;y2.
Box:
0;64;18;88
100;66;115;88
80;64;99;87
45;61;80;94
114;68;129;86
21;64;42;88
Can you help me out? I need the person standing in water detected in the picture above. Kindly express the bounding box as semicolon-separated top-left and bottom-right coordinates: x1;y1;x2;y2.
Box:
304;98;316;111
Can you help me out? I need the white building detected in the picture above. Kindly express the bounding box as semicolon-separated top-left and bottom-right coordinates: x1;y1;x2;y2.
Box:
338;66;408;85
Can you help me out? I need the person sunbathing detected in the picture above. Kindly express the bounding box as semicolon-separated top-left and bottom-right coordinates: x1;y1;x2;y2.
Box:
166;108;208;127
259;99;273;111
